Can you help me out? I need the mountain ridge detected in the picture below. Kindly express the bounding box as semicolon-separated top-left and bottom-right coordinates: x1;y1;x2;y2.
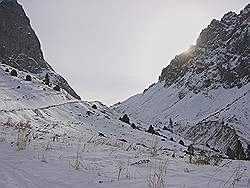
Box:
113;4;250;156
0;1;81;100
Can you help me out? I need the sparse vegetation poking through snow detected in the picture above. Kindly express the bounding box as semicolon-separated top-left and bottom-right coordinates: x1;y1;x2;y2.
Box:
16;121;31;151
150;136;161;157
40;144;48;163
192;153;223;166
147;160;167;188
117;162;126;181
1;118;15;128
69;146;83;170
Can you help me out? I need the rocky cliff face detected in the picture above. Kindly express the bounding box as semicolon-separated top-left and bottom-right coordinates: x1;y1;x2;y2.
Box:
113;4;250;155
0;0;81;99
159;4;249;92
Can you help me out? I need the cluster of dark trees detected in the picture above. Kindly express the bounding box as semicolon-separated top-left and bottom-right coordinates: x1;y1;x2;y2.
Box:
119;113;249;161
7;68;32;81
147;124;185;146
119;114;138;130
44;73;60;92
7;68;61;92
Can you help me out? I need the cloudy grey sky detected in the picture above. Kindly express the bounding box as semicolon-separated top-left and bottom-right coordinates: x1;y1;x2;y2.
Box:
18;0;248;106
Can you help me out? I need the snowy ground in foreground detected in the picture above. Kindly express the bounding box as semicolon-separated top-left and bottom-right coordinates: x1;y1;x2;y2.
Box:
0;130;249;188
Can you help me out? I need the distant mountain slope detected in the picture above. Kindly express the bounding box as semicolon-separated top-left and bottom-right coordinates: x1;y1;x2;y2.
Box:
113;4;250;155
0;0;80;99
0;63;188;155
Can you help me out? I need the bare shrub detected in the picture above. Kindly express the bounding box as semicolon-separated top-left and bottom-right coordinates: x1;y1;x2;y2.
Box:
117;162;125;180
16;121;31;151
69;146;83;170
147;160;167;188
1;118;15;128
150;136;162;157
192;153;223;166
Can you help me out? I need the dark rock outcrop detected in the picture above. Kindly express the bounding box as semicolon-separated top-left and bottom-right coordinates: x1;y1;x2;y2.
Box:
119;114;130;124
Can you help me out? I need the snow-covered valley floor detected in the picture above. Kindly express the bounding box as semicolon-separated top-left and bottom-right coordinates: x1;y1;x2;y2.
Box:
0;125;249;188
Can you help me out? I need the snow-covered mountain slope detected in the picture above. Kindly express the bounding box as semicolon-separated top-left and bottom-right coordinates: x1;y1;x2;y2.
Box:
0;65;249;187
0;0;80;99
113;4;250;155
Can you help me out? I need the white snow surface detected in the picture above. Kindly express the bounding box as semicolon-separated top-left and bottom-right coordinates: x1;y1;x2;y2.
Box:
1;62;249;187
112;80;250;149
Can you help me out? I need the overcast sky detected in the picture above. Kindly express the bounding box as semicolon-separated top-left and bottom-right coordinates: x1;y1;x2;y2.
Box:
18;0;248;106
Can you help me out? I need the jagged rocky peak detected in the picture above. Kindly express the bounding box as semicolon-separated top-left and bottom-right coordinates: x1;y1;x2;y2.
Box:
0;0;81;99
114;5;250;154
159;4;249;92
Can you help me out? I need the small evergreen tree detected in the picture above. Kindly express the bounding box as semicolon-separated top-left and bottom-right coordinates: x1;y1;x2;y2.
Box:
53;85;60;92
44;73;50;85
119;114;130;124
131;123;136;129
10;69;17;77
5;68;9;72
92;104;97;109
147;125;156;134
26;75;32;81
170;137;175;142
169;118;173;129
179;140;185;146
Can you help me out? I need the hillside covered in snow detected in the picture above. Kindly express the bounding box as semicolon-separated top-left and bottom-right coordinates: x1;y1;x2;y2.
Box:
0;0;80;99
113;4;250;158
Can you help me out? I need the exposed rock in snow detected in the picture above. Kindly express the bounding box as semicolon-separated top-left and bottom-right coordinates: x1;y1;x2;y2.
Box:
113;4;250;154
